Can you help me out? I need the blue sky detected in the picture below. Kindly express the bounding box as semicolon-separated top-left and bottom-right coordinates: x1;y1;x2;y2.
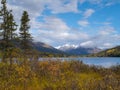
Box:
5;0;120;49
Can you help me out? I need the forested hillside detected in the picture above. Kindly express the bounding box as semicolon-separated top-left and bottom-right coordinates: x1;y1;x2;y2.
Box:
90;46;120;57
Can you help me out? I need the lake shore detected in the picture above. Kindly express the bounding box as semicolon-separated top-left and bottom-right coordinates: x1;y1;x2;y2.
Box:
0;59;119;90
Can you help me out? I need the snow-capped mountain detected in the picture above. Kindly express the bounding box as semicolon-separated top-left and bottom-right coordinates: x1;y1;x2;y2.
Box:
56;44;78;51
56;44;102;55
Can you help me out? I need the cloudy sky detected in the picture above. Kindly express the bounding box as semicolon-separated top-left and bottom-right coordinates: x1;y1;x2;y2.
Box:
3;0;120;49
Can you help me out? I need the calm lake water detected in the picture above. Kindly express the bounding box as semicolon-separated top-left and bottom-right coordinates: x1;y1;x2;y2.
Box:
75;57;120;68
39;57;120;68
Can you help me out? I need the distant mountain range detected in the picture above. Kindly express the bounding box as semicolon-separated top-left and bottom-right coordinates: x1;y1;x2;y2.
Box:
32;42;120;57
57;44;101;55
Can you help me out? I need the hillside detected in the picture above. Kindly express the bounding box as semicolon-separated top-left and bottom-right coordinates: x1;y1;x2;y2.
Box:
90;46;120;57
32;42;67;56
0;41;67;57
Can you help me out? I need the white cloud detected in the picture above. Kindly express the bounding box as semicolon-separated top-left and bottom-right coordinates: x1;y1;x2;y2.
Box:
33;16;89;45
88;0;102;4
105;1;120;6
83;9;95;18
2;0;120;48
78;0;120;8
5;0;80;30
78;20;89;27
78;25;119;49
39;16;70;31
6;0;46;30
80;41;94;47
113;34;120;40
47;0;79;14
35;16;70;42
78;0;102;5
6;0;80;41
3;0;90;46
7;0;45;17
102;43;113;49
88;0;120;7
8;0;79;15
105;2;114;6
79;40;114;49
99;26;115;35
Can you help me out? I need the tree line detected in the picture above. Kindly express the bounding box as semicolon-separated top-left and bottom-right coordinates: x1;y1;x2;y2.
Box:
0;0;32;63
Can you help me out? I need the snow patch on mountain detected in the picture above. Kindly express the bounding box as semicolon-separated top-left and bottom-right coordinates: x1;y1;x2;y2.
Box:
56;44;79;51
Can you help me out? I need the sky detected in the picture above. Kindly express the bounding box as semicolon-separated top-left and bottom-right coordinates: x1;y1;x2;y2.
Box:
2;0;120;49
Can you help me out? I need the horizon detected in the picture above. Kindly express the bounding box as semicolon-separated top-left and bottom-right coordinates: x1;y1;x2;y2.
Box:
5;0;120;49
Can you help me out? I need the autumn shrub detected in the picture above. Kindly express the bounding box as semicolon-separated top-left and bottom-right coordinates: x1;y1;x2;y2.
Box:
0;60;120;90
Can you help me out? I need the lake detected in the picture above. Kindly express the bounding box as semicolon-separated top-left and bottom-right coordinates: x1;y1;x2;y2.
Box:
39;57;120;68
75;57;120;68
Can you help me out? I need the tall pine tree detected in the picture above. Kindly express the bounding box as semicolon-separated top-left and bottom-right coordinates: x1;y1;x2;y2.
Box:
7;12;17;65
0;0;17;62
0;0;8;52
19;11;32;54
19;11;32;89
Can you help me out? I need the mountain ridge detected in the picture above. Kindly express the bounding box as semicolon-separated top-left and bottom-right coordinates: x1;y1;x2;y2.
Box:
90;46;120;57
32;42;120;56
32;42;66;54
57;44;102;55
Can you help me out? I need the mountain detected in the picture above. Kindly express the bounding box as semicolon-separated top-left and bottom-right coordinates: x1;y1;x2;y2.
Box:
56;44;78;51
32;42;65;54
91;46;120;57
57;44;101;55
65;47;101;55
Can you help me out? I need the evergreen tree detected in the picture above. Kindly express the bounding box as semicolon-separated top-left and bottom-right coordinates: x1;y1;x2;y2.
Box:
0;0;8;50
19;11;32;54
0;0;17;62
19;11;32;89
8;13;17;41
0;0;10;62
7;12;17;65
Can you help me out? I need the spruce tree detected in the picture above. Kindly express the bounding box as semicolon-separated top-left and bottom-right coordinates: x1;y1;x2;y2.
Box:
0;0;8;50
8;13;17;41
19;11;32;89
19;11;32;55
0;0;17;62
0;0;10;62
7;12;17;65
